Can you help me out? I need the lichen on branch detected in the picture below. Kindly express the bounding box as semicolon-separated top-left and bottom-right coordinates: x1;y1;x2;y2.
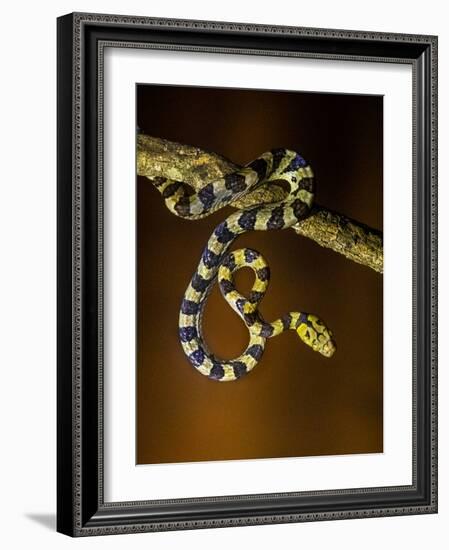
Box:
137;134;383;274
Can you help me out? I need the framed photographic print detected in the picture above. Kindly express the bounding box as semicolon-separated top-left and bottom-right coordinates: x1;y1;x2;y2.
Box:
57;12;438;536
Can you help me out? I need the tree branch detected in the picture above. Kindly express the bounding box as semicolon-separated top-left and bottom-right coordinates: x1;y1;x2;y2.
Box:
137;134;383;273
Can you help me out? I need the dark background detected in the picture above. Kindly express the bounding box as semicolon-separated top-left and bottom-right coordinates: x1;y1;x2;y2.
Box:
136;85;383;465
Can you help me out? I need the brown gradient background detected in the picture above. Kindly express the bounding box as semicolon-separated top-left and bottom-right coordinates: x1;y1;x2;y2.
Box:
136;85;383;465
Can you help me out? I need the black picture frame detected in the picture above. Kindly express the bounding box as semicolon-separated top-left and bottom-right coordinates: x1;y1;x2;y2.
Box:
57;12;438;536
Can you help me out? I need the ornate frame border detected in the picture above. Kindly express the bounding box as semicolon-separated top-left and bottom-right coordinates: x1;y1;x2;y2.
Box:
57;12;437;536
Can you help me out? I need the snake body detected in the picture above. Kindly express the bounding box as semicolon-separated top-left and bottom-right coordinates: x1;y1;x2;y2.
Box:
152;148;336;381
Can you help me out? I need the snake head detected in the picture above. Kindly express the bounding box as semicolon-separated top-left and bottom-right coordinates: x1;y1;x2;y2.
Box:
296;314;336;358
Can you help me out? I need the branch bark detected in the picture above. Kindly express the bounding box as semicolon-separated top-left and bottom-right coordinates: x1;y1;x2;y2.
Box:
137;134;383;273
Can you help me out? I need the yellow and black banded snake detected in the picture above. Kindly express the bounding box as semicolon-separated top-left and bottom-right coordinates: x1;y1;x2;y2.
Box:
151;148;336;381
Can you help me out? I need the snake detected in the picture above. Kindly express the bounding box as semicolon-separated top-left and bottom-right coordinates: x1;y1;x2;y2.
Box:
151;148;336;381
